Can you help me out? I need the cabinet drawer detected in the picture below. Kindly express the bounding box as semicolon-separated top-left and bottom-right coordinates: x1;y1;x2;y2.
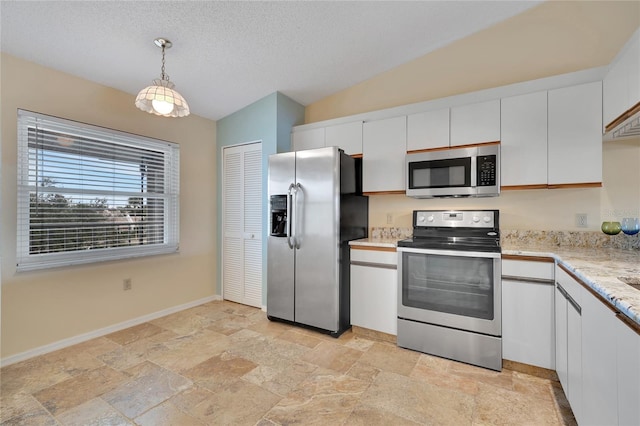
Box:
351;247;397;266
502;259;554;281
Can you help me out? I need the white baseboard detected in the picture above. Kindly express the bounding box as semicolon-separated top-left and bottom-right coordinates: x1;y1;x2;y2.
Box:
1;294;222;367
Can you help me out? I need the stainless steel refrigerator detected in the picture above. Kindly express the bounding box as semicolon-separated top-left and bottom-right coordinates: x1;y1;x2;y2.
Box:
267;146;368;336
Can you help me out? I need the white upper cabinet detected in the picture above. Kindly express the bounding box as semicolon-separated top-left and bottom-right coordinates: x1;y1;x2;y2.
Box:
450;99;501;147
292;127;325;151
500;91;548;187
362;116;407;192
548;81;602;186
325;121;363;155
406;108;450;151
603;28;640;129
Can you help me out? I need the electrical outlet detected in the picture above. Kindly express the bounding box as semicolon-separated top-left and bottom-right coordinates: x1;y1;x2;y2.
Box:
575;213;588;228
386;213;393;224
123;278;132;291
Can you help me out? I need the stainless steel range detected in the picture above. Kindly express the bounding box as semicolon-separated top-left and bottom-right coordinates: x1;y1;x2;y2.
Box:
397;210;502;371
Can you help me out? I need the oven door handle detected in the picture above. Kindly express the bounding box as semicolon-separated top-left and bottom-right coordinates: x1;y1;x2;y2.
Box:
396;246;501;259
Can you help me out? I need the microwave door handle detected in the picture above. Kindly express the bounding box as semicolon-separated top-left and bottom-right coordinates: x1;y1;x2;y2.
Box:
287;183;295;249
470;156;477;187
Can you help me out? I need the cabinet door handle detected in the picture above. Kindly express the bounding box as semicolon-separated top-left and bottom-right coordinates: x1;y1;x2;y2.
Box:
557;282;581;315
351;260;397;270
503;275;554;285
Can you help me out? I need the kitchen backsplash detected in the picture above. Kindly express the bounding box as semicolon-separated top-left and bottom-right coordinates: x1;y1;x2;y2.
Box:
501;230;640;250
370;227;640;250
370;227;413;240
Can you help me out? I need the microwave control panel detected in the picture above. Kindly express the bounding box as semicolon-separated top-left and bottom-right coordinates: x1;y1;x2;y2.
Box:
477;155;497;186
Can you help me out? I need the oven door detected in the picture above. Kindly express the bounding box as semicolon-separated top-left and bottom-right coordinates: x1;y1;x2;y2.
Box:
397;247;501;336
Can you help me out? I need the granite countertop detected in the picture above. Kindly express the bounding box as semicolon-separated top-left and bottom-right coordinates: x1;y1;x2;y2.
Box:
348;237;640;326
503;242;640;327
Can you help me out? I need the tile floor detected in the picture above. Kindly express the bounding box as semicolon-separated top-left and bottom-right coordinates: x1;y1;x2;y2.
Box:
1;300;576;425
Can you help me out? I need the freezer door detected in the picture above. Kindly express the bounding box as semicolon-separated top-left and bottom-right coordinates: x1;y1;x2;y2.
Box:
294;147;341;331
267;152;296;322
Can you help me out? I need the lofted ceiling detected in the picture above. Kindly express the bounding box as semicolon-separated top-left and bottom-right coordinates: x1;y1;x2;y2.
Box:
0;1;543;121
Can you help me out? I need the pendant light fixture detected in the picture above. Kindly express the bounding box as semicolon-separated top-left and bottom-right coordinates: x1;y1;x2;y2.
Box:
135;38;190;118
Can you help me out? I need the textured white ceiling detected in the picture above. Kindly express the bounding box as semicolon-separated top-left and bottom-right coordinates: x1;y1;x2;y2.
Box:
0;1;542;121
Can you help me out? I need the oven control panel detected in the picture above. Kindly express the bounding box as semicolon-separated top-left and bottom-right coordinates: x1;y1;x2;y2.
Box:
414;210;497;228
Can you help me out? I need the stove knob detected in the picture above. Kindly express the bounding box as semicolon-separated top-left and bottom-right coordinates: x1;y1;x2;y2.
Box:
427;215;435;222
418;215;425;223
472;216;480;223
483;216;492;223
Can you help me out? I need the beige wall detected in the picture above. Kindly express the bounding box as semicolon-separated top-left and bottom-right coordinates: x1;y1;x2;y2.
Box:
306;1;640;123
304;1;640;232
1;54;218;359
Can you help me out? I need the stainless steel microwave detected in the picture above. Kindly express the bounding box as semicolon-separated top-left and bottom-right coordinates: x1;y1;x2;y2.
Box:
406;144;500;198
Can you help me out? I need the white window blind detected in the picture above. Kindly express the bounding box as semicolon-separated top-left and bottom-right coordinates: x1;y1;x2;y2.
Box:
16;109;180;271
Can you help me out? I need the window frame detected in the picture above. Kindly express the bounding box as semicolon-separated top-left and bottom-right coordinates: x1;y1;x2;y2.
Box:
16;109;180;272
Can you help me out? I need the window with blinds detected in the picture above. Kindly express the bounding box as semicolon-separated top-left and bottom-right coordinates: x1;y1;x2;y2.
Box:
16;110;180;271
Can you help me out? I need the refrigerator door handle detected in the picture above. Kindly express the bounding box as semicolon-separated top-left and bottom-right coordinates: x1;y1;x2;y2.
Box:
294;183;302;249
287;183;296;249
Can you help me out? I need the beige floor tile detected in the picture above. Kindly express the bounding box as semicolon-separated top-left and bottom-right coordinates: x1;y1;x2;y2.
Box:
0;392;46;423
473;382;561;425
206;315;255;335
264;371;369;425
148;330;232;372
32;366;127;415
358;341;420;376
242;360;318;397
342;335;376;352
359;370;475;424
345;403;423;425
98;329;176;371
182;352;257;393
346;361;381;383
410;356;479;396
150;310;213;336
448;359;514;390
102;361;192;419
1;357;72;395
134;401;205;426
0;301;574;426
54;397;130;426
105;322;165;346
247;318;291;338
171;382;280;425
275;329;323;349
0;408;58;426
228;331;310;370
300;341;363;374
512;370;555;402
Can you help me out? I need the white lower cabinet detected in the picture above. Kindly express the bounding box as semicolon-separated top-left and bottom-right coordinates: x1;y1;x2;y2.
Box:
350;247;397;335
616;316;640;426
502;258;555;369
555;265;584;424
581;287;619;425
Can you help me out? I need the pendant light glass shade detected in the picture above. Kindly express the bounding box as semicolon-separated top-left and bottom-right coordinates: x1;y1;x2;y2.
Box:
135;79;190;117
135;38;190;118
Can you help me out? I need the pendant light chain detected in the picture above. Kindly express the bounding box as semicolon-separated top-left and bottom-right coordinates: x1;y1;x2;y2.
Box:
160;44;168;81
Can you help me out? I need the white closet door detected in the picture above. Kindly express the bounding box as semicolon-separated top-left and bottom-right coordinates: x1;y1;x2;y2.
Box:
223;142;262;308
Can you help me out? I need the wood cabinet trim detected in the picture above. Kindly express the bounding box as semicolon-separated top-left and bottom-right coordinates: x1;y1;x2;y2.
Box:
351;153;363;158
501;184;548;191
547;182;602;189
363;190;405;196
502;254;555;262
351;245;397;252
406;140;500;155
604;101;640;133
616;312;640;336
